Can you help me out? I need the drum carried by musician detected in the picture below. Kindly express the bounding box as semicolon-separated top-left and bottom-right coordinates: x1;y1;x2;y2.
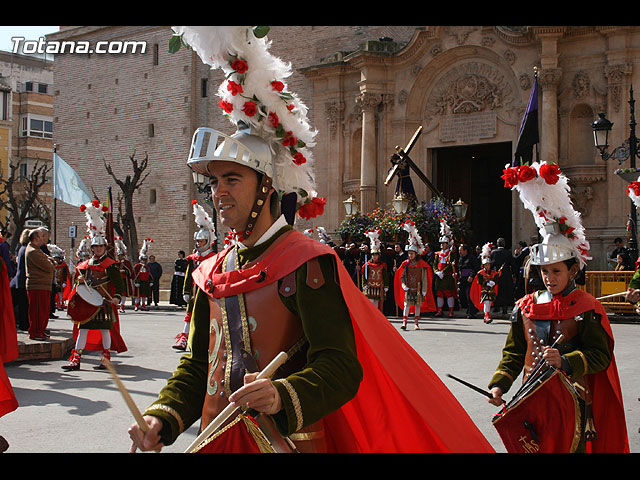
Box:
63;200;127;371
486;161;629;453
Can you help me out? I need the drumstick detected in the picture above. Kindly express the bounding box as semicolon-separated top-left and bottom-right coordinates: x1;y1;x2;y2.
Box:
184;351;288;453
104;359;148;433
596;291;628;300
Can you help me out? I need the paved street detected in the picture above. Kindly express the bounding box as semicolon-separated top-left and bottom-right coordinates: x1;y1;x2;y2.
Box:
1;304;638;453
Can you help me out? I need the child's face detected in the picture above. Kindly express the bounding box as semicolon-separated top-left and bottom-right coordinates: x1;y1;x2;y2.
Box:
539;261;578;296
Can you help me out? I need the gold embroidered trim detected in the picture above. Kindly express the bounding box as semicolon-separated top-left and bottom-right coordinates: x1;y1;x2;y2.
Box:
276;378;303;432
191;414;243;453
576;350;588;374
144;404;185;434
289;429;324;441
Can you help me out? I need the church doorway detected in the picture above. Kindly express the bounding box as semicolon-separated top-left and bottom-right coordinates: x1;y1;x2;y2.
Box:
433;141;512;248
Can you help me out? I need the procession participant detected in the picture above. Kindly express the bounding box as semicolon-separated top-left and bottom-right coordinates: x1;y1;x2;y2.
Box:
457;243;480;319
394;221;435;330
128;26;493;454
63;201;127;371
173;201;216;351
49;244;72;311
470;243;500;324
360;229;388;312
132;239;153;311
114;237;134;313
169;250;188;307
433;219;457;318
490;237;515;317
624;180;640;306
489;161;628;453
0;256;18;452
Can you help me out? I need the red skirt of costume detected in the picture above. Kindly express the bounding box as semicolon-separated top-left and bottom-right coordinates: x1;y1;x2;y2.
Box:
194;231;493;453
470;270;499;311
0;260;18;418
393;259;436;314
71;305;128;353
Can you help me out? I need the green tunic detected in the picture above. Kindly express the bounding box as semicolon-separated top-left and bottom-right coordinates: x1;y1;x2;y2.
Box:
144;225;363;446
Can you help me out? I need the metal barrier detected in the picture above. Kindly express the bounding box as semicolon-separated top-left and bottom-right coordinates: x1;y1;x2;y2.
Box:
579;270;636;314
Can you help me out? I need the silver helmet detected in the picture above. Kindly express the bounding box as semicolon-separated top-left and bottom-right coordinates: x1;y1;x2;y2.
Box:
529;222;577;266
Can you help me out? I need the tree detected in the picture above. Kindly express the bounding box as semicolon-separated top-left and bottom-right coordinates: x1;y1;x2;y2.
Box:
0;160;52;253
103;151;149;263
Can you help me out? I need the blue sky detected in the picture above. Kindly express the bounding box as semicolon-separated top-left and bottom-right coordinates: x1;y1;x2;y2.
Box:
0;26;59;53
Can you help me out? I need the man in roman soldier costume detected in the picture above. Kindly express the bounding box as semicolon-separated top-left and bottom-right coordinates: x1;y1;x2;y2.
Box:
128;26;493;454
394;221;435;330
360;229;388;311
433;219;457;317
133;239;153;311
50;244;71;311
470;243;500;324
173;200;217;351
115;237;134;313
63;200;127;371
488;161;628;453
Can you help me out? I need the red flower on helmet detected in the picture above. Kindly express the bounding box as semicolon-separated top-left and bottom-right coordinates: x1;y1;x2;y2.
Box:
226;80;243;96
79;204;87;212
297;197;326;220
501;167;519;188
292;152;306;165
539;162;561;185
242;101;257;117
271;80;284;92
92;199;100;208
517;164;537;182
231;59;248;74
218;99;233;114
268;111;279;128
282;131;297;147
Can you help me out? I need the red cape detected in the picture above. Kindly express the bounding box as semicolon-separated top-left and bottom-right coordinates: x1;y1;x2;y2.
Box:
0;259;18;418
58;262;73;301
517;289;629;453
70;257;127;353
393;258;436;314
470;269;499;311
194;230;493;452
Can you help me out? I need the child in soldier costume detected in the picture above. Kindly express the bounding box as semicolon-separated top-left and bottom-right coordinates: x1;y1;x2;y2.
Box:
433;219;457;317
133;239;153;311
470;242;500;324
488;161;628;453
63;201;127;371
360;229;388;312
115;237;134;313
173;201;216;351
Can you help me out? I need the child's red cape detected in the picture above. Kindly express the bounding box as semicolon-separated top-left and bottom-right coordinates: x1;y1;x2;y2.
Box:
393;259;437;314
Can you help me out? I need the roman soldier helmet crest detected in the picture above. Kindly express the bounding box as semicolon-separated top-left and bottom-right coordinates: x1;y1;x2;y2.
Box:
402;221;425;255
174;26;324;240
365;229;382;254
80;200;108;247
192;200;216;250
439;219;452;245
115;236;128;256
139;238;153;260
481;242;493;265
502;161;590;269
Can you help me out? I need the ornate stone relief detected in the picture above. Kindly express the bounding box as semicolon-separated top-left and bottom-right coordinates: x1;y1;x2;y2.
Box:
444;26;478;45
325;101;344;139
572;71;590;98
604;63;632;112
561;165;607;218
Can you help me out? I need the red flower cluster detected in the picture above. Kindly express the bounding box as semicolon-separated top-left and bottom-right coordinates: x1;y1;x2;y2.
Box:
227;80;243;96
271;81;284;92
268;111;279;128
292;152;306;165
501;163;563;189
297;196;326;220
79;204;86;212
218;99;233;114
242;101;258;117
230;59;248;74
627;181;640;197
282;131;297;147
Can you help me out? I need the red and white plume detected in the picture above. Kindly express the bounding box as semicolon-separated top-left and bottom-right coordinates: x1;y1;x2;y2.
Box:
626;178;640;209
402;221;425;254
365;229;381;253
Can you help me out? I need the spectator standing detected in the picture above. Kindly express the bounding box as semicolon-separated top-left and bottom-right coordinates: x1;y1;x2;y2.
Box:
169;251;188;307
147;255;163;307
25;229;55;340
490;237;515;317
457;244;480;318
10;229;30;331
0;229;16;280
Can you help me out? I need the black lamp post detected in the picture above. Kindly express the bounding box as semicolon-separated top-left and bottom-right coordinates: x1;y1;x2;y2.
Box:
592;85;640;262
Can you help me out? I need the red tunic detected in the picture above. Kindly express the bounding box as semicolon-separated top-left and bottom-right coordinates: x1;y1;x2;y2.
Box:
0;259;18;418
393;258;436;313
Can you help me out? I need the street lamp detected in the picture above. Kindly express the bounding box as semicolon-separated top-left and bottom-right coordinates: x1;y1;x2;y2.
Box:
453;198;469;221
392;192;410;215
591;85;640;261
343;195;359;217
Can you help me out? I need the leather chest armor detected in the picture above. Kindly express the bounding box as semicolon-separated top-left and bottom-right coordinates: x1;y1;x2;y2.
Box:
200;246;327;452
405;263;423;291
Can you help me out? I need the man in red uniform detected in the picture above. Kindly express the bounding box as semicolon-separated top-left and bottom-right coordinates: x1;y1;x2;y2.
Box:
133;239;152;311
360;229;388;312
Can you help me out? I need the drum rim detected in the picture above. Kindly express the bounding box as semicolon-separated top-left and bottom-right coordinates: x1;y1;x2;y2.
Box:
76;283;105;306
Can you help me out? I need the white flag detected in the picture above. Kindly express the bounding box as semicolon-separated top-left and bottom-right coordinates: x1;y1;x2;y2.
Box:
53;153;92;207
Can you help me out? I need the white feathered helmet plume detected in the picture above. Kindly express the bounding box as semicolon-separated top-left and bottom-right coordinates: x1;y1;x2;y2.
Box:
76;236;91;260
502;161;591;269
402;221;425;255
139;238;153;260
316;226;332;244
173;26;324;231
626;178;640;209
481;242;493;265
48;243;65;259
79;200;107;246
365;229;382;254
303;228;315;238
192;200;216;251
439;219;452;244
114;236;128;256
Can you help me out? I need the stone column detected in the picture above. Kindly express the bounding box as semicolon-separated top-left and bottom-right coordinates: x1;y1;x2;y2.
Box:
538;67;562;164
356;92;381;213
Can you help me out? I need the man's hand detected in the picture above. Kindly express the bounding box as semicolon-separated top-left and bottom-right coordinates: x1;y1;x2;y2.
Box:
626;288;640;304
488;386;504;407
128;415;164;453
228;373;282;415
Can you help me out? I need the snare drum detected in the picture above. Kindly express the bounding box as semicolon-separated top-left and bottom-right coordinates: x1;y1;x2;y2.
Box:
67;284;104;324
492;369;581;453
